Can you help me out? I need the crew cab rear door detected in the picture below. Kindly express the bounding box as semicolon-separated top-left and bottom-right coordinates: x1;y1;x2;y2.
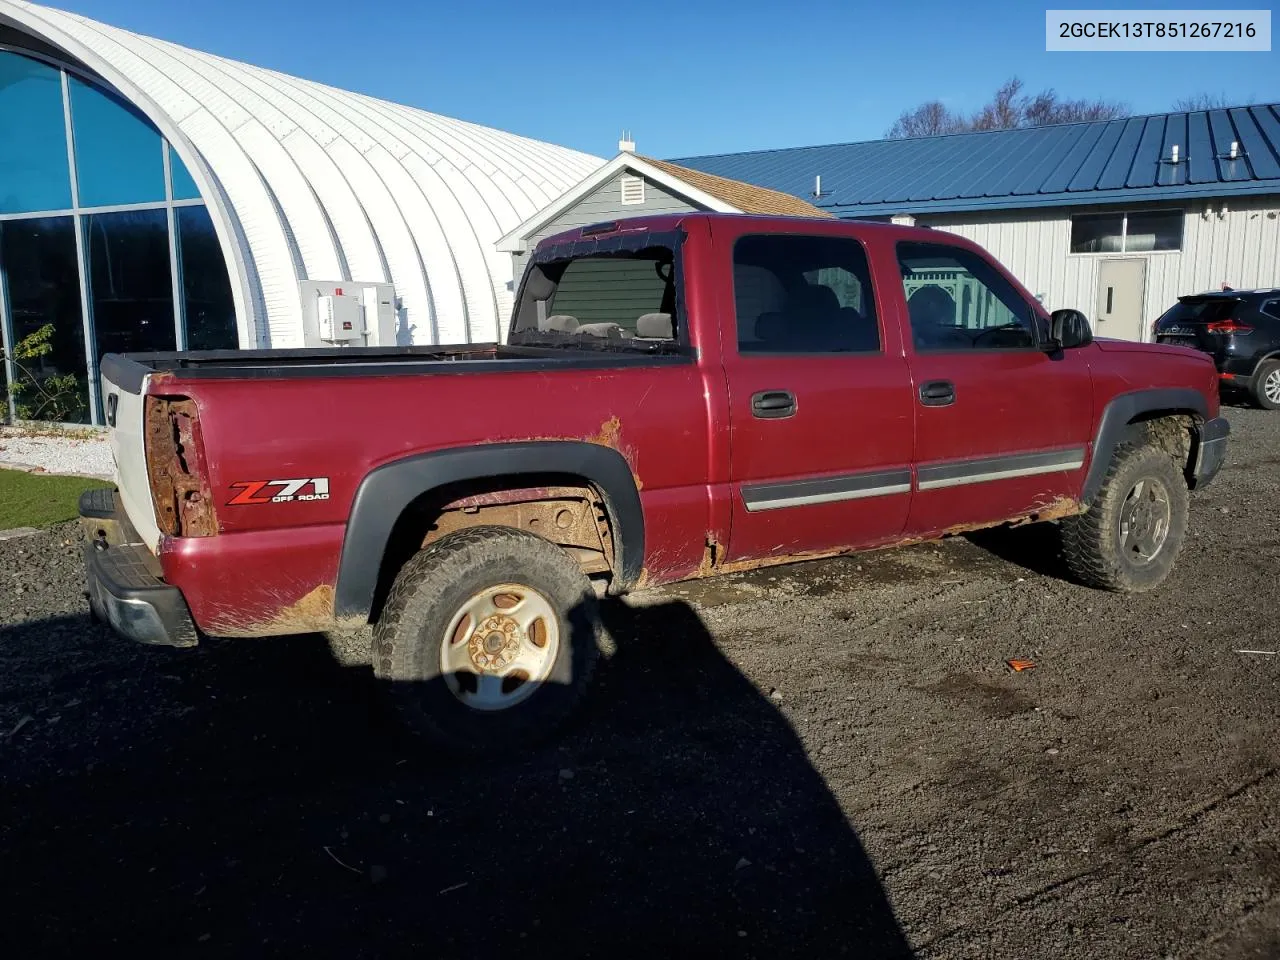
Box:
716;220;916;563
893;238;1094;535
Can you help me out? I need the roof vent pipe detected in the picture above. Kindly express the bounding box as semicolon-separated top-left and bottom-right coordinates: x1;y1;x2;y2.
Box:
814;174;822;197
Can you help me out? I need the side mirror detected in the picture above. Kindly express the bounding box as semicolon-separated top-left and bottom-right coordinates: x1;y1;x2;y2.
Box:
1048;308;1093;350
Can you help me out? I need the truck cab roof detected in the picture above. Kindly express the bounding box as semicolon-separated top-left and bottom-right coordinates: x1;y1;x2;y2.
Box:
536;211;940;252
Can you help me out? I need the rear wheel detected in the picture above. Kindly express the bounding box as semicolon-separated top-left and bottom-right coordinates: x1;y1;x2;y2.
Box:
1060;442;1189;592
373;525;601;754
1252;360;1280;411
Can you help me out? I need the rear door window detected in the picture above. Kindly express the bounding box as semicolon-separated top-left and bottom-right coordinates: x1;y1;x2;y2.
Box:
732;234;880;354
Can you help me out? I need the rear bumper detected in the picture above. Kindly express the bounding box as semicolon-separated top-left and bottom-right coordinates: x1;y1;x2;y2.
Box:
79;490;198;648
1217;355;1261;381
1192;416;1230;489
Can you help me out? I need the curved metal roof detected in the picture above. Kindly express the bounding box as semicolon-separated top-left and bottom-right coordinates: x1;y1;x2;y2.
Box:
674;104;1280;218
0;0;604;346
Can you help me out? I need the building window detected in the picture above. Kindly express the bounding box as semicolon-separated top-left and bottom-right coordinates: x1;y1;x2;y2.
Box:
620;174;645;205
68;75;166;208
168;143;203;201
0;217;91;422
87;209;176;362
0;48;236;425
0;52;73;214
178;205;238;350
1070;209;1182;253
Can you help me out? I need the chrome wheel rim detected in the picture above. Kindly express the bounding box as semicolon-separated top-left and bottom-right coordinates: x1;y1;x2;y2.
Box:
1117;477;1172;565
1264;368;1280;405
440;583;559;711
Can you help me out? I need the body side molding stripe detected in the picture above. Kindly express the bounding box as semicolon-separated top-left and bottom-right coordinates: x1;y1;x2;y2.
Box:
917;447;1087;491
742;469;912;512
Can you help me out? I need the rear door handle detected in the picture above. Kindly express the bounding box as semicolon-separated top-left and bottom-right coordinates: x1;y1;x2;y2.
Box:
919;380;955;407
751;390;797;419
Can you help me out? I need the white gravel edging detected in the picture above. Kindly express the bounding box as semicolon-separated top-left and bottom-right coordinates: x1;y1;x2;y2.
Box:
0;429;115;480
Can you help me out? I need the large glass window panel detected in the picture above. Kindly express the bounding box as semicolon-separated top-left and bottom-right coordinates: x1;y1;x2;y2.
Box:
87;210;175;368
1124;210;1182;252
69;75;165;208
168;143;202;201
178;205;238;350
0;52;73;214
0;217;90;422
1070;213;1124;254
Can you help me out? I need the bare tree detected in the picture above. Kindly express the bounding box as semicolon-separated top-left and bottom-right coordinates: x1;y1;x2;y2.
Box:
885;77;1129;138
1172;93;1233;111
884;101;968;139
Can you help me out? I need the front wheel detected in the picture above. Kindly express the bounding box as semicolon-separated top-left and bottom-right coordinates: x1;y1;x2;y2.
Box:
373;525;601;754
1060;442;1189;592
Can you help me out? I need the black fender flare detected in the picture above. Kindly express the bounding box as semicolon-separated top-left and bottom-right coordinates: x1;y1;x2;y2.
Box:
334;441;644;620
1082;387;1209;505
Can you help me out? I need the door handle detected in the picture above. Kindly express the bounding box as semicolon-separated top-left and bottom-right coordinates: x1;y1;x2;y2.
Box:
751;390;797;419
919;380;955;407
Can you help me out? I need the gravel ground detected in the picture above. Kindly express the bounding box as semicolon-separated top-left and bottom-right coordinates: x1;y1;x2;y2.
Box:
0;427;114;479
1;406;1278;959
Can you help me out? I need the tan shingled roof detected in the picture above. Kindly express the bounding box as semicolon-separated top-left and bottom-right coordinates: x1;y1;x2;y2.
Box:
640;156;834;219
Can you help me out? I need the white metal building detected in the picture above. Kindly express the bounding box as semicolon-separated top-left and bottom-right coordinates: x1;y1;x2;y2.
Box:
674;107;1280;342
0;0;604;359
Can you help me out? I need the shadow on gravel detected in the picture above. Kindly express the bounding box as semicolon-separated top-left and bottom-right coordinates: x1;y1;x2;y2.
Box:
0;600;911;959
963;521;1075;584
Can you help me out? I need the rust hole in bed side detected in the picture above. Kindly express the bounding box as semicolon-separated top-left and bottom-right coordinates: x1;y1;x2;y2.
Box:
144;397;218;538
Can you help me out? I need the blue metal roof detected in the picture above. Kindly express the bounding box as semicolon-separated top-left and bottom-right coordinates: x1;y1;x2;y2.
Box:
671;104;1280;217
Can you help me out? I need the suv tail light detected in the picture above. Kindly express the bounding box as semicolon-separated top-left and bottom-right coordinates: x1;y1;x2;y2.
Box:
1206;320;1253;335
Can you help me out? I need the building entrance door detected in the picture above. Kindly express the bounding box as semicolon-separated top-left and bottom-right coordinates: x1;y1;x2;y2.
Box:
1095;258;1148;342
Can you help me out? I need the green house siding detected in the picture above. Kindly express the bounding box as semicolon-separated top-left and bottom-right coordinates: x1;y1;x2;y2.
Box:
512;172;701;282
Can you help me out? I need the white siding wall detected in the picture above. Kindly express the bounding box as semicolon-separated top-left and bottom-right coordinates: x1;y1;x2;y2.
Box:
921;195;1280;341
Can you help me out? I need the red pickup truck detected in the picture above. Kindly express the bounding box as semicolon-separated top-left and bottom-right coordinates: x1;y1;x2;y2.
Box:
82;212;1228;751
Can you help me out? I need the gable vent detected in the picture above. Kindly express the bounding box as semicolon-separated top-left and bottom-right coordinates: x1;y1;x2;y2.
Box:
620;174;645;205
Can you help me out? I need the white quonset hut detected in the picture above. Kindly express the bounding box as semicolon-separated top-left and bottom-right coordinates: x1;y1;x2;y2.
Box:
0;0;604;422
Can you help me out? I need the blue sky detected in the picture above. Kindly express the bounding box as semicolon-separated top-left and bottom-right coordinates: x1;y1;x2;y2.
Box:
55;0;1278;160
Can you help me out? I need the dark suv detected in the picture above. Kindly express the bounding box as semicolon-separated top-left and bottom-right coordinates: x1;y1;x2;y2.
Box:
1153;289;1280;410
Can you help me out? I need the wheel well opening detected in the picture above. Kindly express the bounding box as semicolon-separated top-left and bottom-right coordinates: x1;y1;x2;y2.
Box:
1124;411;1200;480
368;472;616;623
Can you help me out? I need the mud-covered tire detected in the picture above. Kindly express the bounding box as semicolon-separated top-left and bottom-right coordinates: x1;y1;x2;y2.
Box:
1252;360;1280;411
1060;442;1189;593
372;525;600;754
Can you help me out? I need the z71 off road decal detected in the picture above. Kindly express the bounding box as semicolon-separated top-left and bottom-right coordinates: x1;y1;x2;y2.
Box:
227;478;330;505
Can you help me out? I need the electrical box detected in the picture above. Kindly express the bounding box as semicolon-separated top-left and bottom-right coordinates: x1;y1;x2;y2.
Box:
299;280;399;348
317;293;363;342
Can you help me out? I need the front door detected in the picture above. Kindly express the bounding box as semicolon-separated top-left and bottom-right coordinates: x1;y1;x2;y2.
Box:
1095;258;1148;342
720;226;916;563
894;239;1096;536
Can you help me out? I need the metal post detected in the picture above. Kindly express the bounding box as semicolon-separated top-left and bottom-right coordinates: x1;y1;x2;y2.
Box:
61;69;100;425
0;227;18;424
164;142;186;350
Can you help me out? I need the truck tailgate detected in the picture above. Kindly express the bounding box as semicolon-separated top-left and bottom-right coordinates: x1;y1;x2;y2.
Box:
101;364;161;552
